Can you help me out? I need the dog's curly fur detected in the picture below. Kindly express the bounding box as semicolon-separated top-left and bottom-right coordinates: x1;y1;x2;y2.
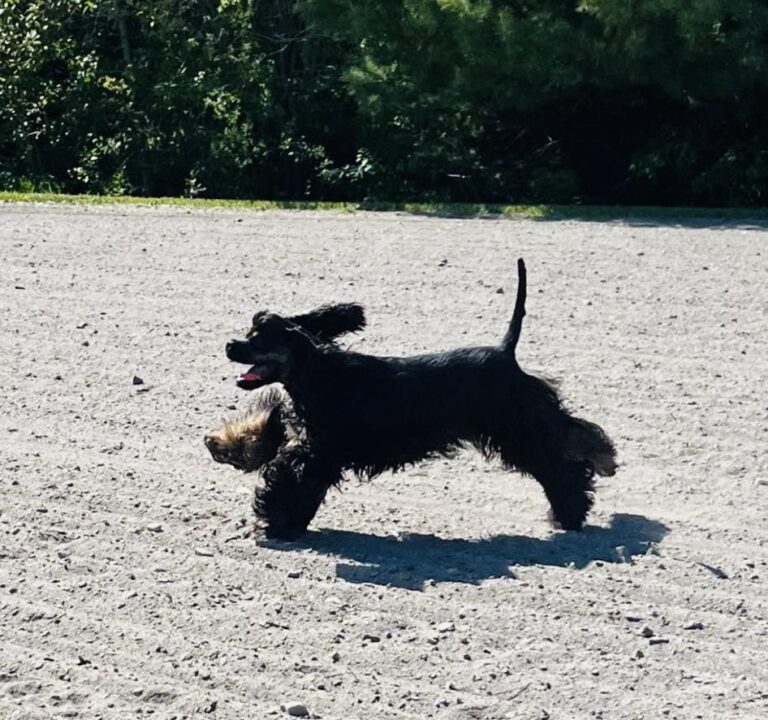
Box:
205;386;301;472
223;260;618;540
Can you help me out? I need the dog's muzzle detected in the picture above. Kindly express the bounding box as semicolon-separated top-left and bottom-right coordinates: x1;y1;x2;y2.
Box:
204;434;226;461
226;339;252;364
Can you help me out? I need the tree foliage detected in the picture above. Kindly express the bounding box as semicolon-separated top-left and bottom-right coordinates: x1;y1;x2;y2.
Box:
1;0;767;204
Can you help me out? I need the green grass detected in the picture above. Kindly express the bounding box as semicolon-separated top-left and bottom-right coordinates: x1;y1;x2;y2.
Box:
0;191;547;217
1;191;767;222
0;191;360;212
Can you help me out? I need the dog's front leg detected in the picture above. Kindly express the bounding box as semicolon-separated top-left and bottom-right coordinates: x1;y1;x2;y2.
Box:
253;445;340;540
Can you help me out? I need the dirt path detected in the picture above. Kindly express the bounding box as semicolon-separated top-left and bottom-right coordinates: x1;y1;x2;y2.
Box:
1;204;766;719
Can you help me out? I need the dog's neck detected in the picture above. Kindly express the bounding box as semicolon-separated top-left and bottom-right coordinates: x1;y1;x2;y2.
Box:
281;350;346;431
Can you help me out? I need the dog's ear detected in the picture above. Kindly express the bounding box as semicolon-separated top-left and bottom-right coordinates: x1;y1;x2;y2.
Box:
287;303;366;342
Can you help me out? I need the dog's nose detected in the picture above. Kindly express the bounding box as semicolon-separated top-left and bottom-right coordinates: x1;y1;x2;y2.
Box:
204;435;218;452
226;339;247;361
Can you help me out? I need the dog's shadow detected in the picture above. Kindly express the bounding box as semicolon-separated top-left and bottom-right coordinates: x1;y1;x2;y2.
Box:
267;513;668;590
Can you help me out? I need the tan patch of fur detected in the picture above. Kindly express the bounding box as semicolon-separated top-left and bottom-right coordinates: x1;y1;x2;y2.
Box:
208;410;271;449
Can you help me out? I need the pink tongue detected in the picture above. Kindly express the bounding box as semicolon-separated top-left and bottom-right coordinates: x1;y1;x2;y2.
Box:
241;371;261;382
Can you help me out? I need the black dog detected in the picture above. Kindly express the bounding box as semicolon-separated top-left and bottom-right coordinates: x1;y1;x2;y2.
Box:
226;260;617;540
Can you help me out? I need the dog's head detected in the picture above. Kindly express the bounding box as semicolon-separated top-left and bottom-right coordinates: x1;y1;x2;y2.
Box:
226;303;364;390
226;313;319;390
204;403;286;471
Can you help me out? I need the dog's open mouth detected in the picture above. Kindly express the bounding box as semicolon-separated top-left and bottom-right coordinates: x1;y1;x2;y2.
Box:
237;365;270;390
236;362;283;390
227;341;287;390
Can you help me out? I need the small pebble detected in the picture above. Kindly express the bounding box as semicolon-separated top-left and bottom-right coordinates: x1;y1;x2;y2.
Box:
195;548;214;557
640;626;654;638
281;701;309;717
132;375;144;385
147;524;163;533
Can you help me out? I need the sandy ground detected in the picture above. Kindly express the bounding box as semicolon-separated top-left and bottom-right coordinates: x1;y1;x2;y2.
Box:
1;203;767;720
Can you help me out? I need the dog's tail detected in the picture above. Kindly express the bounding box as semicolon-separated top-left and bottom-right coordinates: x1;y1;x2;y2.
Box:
501;258;527;356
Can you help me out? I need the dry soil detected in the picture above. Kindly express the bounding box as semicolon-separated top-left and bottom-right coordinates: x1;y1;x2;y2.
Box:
1;204;766;719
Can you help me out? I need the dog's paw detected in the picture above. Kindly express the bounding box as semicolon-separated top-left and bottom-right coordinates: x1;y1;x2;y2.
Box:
263;523;308;542
252;513;308;542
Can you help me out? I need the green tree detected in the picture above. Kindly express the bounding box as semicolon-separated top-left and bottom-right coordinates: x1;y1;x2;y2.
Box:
302;0;768;204
2;0;768;204
0;0;353;197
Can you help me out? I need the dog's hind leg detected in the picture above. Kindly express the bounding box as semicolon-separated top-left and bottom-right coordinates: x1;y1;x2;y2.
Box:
496;439;595;531
527;416;616;529
254;446;340;540
531;460;596;531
